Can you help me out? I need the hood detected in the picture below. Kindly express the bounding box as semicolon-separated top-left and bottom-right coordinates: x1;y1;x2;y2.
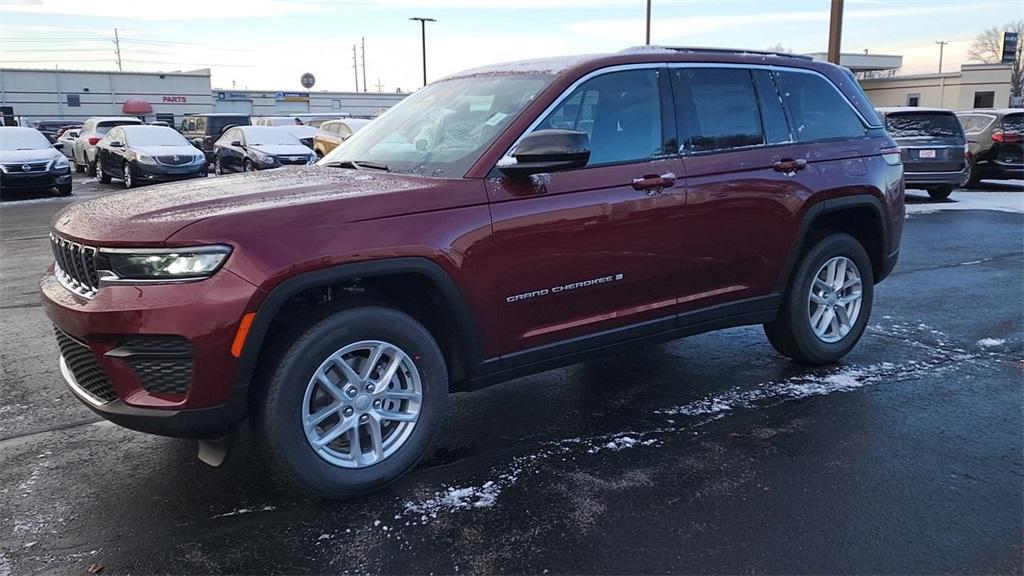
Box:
0;148;62;164
250;143;313;156
134;144;204;158
52;166;424;244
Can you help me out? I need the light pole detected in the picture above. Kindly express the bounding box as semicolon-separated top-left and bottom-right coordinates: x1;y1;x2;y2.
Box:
645;0;652;45
409;17;436;87
936;40;949;106
827;0;844;64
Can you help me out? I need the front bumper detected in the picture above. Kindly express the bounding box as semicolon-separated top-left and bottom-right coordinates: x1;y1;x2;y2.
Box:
41;265;260;438
903;166;970;187
0;168;71;190
134;162;207;182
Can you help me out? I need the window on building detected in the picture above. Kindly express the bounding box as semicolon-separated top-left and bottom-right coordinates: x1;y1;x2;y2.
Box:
66;94;81;107
331;99;341;109
973;91;995;108
777;71;867;142
906;93;921;107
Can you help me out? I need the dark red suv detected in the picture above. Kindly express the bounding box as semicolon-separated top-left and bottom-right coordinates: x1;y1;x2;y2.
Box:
41;47;904;498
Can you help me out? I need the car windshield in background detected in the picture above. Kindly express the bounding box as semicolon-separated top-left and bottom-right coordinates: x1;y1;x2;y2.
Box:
96;121;139;135
0;129;52;150
885;112;962;138
126;128;190;146
244;128;301;146
319;73;555;177
209;117;249;134
1003;113;1023;134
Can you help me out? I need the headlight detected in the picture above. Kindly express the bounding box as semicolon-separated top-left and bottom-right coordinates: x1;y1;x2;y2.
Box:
252;150;275;163
51;156;69;170
99;245;231;281
193;154;206;164
134;153;157;165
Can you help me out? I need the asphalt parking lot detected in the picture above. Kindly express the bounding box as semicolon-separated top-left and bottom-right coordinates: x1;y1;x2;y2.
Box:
1;173;1022;575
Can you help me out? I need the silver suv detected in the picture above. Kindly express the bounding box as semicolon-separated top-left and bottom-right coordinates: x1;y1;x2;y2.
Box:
72;116;142;176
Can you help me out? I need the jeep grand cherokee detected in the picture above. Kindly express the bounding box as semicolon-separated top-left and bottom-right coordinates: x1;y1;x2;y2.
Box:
41;47;904;498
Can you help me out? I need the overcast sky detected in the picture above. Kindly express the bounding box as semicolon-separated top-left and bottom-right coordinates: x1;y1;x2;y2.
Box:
1;0;1020;93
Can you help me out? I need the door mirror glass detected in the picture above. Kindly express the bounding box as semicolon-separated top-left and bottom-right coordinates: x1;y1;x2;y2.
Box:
230;140;243;147
109;141;123;148
498;129;590;178
52;142;64;150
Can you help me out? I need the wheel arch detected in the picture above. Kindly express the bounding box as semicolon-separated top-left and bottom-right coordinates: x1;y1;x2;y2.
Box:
235;257;483;395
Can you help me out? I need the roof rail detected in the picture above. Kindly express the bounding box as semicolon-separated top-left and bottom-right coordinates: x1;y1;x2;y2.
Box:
621;45;813;61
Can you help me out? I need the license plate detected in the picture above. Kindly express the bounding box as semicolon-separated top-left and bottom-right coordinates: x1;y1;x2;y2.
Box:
918;149;936;159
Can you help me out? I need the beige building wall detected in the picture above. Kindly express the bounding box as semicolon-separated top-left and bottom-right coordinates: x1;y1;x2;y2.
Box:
860;63;1014;110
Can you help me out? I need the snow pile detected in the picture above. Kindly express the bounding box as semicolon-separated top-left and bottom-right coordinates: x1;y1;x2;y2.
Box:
977;337;1006;348
587;435;659;453
906;190;1024;215
403;481;502;520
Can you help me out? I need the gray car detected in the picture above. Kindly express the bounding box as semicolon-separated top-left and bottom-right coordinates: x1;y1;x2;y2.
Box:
876;107;968;199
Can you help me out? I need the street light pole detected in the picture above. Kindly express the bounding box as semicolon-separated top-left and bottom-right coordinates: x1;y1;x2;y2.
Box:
409;17;436;88
936;40;948;106
645;0;652;45
827;0;844;64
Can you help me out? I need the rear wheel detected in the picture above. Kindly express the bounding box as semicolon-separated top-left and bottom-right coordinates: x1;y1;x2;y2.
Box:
764;233;874;365
86;156;97;177
964;161;982;188
927;185;953;200
255;306;449;499
74;152;85;173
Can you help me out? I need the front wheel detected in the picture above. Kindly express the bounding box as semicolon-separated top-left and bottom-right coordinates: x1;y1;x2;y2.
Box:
123;164;135;189
56;184;72;196
243;159;255;172
96;161;111;184
214;157;224;175
255;306;449;499
927;185;953;200
764;233;874;365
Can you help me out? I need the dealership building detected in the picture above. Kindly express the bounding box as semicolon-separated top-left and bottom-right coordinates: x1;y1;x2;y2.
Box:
0;67;407;126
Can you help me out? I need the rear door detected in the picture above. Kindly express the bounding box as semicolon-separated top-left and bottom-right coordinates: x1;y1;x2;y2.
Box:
884;111;966;173
487;65;688;355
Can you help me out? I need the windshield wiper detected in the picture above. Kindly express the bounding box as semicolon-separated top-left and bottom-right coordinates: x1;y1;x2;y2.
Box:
322;160;389;172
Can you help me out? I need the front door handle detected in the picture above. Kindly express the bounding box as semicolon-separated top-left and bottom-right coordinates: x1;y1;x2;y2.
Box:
631;172;676;195
772;158;808;173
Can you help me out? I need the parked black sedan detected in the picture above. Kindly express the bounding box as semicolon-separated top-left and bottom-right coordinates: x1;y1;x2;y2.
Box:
0;126;72;196
213;126;316;174
95;125;207;188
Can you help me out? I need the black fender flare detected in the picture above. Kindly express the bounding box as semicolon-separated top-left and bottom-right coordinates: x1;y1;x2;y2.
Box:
776;194;890;293
233;257;482;391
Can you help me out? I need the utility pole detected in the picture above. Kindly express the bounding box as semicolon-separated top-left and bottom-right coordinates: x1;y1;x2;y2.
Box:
375;78;384;92
113;27;123;71
361;37;367;93
409;17;436;87
936;40;948;106
352;44;359;92
827;0;843;64
645;0;652;45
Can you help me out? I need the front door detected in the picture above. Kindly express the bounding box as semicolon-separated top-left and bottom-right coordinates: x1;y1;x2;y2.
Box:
487;66;687;357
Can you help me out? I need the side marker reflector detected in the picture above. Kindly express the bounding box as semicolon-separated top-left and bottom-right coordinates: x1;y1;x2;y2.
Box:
230;312;256;358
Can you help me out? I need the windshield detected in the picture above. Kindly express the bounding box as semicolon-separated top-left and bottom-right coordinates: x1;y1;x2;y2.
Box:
243;127;301;146
97;120;140;135
0;128;52;150
885;112;962;138
319;73;555;177
125;127;189;147
210;116;250;134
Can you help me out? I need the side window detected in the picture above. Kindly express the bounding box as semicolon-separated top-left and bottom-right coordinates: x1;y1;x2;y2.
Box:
777;71;866;142
110;128;122;144
337;123;352;138
196;117;207;133
534;68;663;166
672;68;764;152
752;70;792;145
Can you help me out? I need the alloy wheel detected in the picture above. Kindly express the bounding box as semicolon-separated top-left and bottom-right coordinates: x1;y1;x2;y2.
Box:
807;256;863;343
124;165;133;188
301;340;422;468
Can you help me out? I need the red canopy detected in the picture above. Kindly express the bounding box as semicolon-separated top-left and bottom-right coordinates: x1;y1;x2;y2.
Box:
122;99;153;114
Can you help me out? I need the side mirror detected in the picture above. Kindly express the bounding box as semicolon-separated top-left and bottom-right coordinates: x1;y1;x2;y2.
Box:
498;129;590;178
230;140;244;147
109;141;123;148
52;142;64;150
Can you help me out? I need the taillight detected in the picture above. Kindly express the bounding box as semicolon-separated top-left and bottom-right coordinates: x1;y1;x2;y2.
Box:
964;143;972;162
881;147;902;166
992;131;1024;143
204;136;213;146
87;136;101;145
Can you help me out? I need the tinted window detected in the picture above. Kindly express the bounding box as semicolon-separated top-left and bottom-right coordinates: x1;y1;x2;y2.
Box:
957;114;996;134
209;116;249;135
752;70;792;145
973;91;995;108
1003;113;1024;133
885;112;962;138
536;68;662;165
777;71;866;142
672;68;763;152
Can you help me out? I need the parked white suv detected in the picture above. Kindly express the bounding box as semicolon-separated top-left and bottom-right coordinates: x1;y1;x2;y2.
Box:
72;117;142;176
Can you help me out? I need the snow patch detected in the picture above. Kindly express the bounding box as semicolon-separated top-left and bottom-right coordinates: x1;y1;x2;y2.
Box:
587;435;659;453
403;481;502;520
212;505;275;518
977;338;1006;348
906;191;1024;215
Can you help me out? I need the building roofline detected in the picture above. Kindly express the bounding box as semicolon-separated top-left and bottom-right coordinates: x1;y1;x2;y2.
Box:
0;67;210;77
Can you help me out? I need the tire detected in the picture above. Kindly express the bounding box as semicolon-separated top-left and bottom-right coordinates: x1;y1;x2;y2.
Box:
315;147;324;159
214;157;224;176
56;184;72;196
927;186;953;200
86;157;97;177
255;306;449;499
97;161;111;184
964;161;981;189
763;233;874;365
123;164;135;189
74;155;85;173
243;159;255;172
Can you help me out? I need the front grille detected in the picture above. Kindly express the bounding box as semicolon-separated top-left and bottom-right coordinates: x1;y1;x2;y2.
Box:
54;326;118;404
2;160;49;173
156;155;191;166
50;234;100;298
116;336;192;396
279;156;308;165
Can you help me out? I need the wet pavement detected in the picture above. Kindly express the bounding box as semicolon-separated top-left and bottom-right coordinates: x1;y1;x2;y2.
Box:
1;174;1022;575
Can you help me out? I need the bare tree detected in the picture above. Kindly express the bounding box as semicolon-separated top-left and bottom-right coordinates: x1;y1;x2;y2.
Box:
967;21;1023;98
766;43;792;54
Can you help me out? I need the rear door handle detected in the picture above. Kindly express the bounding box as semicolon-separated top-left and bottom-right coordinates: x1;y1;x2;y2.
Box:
631;172;677;195
772;158;808;173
